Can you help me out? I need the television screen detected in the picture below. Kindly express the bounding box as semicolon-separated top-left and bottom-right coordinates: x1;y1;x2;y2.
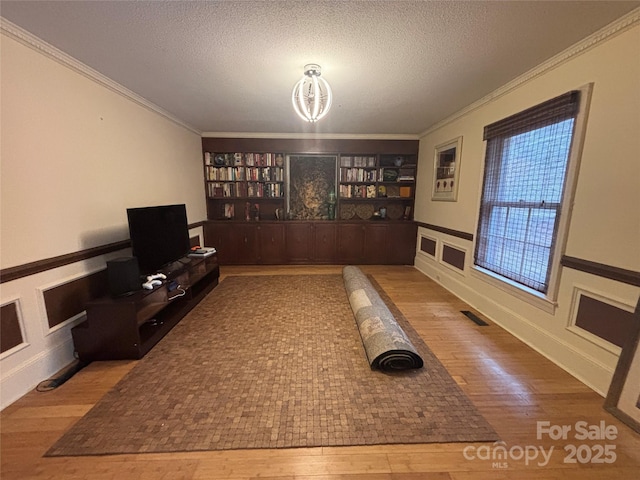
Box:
126;204;191;275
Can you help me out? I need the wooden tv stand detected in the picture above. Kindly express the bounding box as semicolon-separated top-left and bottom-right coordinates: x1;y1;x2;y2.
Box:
71;255;219;362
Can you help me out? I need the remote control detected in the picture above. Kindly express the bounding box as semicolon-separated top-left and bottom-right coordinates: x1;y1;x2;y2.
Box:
142;279;162;290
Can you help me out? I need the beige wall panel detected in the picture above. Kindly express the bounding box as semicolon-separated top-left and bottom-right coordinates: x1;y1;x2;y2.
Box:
1;34;205;270
414;23;640;395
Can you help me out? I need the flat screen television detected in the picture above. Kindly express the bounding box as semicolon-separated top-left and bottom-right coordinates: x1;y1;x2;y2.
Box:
126;204;191;275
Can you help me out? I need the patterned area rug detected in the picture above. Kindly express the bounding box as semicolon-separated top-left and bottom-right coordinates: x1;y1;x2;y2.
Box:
46;275;498;456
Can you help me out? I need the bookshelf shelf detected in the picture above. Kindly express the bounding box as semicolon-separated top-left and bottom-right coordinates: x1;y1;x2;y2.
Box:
203;151;417;221
337;153;417;219
204;151;285;220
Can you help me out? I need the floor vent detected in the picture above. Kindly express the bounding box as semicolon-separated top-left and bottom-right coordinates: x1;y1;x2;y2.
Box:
460;310;489;326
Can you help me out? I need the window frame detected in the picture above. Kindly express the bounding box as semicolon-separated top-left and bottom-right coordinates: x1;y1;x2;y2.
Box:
471;84;593;312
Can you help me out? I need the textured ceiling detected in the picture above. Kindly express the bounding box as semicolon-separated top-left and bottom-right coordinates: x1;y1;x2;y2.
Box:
2;1;638;136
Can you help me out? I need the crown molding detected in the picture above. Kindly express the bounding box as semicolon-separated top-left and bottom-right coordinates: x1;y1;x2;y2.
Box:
4;7;637;142
0;16;420;141
419;7;640;138
1;18;202;136
201;132;420;140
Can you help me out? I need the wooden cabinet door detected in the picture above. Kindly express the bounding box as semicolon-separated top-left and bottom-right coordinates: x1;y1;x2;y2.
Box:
285;223;312;263
337;223;365;264
386;222;418;264
227;224;259;264
312;223;337;263
258;223;286;264
363;224;388;264
205;220;417;265
204;222;234;264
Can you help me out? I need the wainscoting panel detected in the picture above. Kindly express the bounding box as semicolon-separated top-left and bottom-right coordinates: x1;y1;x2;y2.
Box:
1;300;24;354
43;269;108;329
441;243;466;272
570;290;635;349
419;235;437;258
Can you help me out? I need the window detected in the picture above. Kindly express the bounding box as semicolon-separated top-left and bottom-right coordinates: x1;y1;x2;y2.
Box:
474;91;581;294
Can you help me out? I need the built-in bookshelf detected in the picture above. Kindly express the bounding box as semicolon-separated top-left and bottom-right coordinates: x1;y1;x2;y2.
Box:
201;138;420;264
339;155;378;199
204;152;285;220
337;153;417;220
202;139;419;223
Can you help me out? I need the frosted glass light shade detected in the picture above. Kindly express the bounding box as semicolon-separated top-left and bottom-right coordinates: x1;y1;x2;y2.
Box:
292;64;332;123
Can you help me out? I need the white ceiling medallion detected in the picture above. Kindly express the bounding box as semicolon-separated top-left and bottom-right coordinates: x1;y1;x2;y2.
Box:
292;64;332;123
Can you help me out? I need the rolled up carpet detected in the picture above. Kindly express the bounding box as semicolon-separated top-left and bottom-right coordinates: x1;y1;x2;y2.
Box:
343;266;423;371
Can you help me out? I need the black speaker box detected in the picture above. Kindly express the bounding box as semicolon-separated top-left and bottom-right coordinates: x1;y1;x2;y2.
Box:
107;257;142;297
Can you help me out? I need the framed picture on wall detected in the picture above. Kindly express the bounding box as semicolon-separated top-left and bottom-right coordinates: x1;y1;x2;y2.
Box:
286;155;337;220
432;136;463;201
604;296;640;433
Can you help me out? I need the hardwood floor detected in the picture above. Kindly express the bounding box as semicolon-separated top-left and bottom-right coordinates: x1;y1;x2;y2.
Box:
2;265;639;479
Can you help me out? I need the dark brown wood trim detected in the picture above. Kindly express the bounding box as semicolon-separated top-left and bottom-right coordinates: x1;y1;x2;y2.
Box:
0;221;206;284
188;221;206;230
561;255;640;287
0;240;130;285
416;222;474;241
201;138;419;155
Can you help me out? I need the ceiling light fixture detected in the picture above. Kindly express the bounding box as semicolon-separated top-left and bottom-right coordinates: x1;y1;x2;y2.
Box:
292;64;332;123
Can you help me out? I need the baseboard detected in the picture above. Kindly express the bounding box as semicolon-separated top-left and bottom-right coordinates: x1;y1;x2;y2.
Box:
414;255;614;396
0;336;76;410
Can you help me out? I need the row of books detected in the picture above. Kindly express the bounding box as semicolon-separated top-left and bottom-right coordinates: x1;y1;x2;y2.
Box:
207;182;284;198
205;152;415;170
340;168;378;183
339;167;416;183
339;184;377;199
244;153;283;167
206;166;285;182
340;156;377;168
204;152;284;167
246;167;284;182
206;166;245;181
246;182;283;198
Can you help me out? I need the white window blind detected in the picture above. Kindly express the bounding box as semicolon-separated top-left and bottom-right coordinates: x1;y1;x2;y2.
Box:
475;91;580;293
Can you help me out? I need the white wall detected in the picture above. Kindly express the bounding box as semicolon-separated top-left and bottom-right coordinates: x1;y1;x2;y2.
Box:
0;30;206;408
413;19;640;395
